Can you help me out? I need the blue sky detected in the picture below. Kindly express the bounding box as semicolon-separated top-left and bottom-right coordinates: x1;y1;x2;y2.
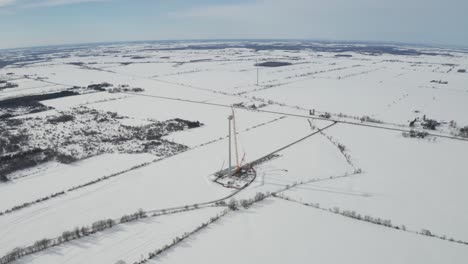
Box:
0;0;467;49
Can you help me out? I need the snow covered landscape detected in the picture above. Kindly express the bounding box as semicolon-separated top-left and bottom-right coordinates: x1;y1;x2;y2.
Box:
1;40;468;264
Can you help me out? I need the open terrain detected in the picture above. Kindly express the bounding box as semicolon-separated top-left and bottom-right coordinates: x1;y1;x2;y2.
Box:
1;40;467;264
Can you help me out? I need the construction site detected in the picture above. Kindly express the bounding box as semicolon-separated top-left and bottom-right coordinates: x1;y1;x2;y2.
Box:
1;40;468;264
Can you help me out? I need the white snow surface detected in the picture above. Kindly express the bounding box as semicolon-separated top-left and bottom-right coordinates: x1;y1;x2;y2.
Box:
1;41;468;263
156;199;468;264
16;207;224;264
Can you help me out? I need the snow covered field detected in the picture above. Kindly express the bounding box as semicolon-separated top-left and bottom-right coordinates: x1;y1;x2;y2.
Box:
155;199;468;264
16;207;225;264
1;41;467;263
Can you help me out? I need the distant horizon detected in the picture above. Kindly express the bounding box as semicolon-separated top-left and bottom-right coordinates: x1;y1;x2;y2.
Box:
1;1;467;51
2;38;467;52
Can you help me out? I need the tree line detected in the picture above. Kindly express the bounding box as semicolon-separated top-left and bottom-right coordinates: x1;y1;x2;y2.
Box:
274;194;468;247
0;209;148;264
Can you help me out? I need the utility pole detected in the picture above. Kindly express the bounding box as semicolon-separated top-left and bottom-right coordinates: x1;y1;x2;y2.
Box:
228;114;233;175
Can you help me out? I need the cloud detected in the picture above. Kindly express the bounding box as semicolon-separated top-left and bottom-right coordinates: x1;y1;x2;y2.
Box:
0;0;110;9
167;0;468;44
25;0;110;8
0;0;17;7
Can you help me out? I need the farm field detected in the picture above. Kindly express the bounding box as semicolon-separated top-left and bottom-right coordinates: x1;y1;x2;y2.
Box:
1;40;468;264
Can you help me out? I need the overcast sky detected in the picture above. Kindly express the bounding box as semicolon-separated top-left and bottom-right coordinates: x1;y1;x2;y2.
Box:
0;0;467;49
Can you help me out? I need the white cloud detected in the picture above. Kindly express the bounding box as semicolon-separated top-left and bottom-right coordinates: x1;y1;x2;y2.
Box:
0;0;110;8
0;0;17;7
167;0;468;44
25;0;110;8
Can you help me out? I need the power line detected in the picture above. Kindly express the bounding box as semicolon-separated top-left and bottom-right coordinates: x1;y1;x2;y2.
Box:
23;69;468;142
121;91;468;142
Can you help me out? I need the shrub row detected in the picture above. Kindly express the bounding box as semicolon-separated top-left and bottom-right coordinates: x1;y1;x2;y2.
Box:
133;194;270;264
276;195;468;247
135;210;230;264
0;172;360;264
225;192;267;211
322;133;356;168
0;209;148;264
0;159;159;217
460;126;468;138
1;126;236;217
0;191;65;217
